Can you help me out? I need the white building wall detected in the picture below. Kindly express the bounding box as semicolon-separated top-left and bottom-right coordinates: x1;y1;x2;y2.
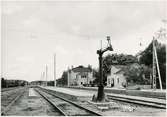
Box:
88;72;94;84
67;70;94;86
107;77;111;87
114;74;126;88
107;66;126;88
68;71;78;86
77;72;92;86
107;66;119;87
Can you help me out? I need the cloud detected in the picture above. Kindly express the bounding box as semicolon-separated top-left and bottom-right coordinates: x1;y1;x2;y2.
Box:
2;0;166;81
2;1;24;15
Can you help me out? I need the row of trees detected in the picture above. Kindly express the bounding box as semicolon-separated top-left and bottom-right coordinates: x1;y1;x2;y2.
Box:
1;78;28;88
56;71;68;86
30;80;55;86
139;40;166;89
103;54;138;66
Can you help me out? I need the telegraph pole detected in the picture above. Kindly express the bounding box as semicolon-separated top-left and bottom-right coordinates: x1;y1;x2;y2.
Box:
54;54;56;87
40;72;43;86
42;71;45;86
67;67;70;87
152;37;162;90
45;65;48;86
152;37;156;89
152;20;166;90
96;36;113;102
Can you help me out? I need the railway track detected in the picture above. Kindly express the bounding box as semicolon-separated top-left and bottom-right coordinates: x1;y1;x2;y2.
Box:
35;88;102;116
1;87;23;92
107;95;166;109
1;88;27;115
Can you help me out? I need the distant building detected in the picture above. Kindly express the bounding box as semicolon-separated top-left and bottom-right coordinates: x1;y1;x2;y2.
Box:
107;65;127;88
67;65;94;86
107;63;145;88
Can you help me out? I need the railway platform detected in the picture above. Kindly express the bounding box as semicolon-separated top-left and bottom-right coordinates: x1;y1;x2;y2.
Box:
40;86;166;106
40;86;93;101
68;86;166;99
29;88;38;97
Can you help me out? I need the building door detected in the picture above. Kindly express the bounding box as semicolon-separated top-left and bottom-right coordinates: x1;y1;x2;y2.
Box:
111;78;114;87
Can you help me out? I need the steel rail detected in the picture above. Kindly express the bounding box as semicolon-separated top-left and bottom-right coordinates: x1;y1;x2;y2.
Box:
1;89;26;115
34;88;67;116
107;95;166;109
39;88;102;116
1;87;22;92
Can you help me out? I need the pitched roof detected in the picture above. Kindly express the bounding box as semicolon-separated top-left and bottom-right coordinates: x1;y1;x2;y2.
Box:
72;65;92;72
115;69;126;74
113;65;127;74
114;63;140;74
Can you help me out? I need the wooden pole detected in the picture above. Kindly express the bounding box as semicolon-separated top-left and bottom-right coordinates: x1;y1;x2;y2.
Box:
42;71;45;86
45;65;48;86
67;67;70;87
154;42;163;90
54;54;56;87
152;38;156;89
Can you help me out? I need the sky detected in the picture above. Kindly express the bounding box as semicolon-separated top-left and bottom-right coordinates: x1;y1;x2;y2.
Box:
1;0;166;82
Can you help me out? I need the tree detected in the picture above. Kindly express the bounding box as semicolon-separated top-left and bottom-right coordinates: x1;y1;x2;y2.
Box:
103;54;138;66
57;71;68;86
1;78;6;88
47;81;54;86
139;40;166;89
92;68;108;86
124;64;151;85
88;64;93;71
92;69;99;85
101;54;138;85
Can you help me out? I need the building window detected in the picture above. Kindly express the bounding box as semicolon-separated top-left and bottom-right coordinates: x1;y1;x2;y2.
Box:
117;78;119;84
108;79;110;84
81;75;86;78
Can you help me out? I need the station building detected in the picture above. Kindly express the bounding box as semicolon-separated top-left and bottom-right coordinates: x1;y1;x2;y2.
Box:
107;65;127;88
67;65;94;86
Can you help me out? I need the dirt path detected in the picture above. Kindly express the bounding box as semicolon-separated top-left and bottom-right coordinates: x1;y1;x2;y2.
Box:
4;88;61;116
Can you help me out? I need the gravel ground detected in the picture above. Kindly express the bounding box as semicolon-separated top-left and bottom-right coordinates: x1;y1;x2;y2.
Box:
4;88;62;116
1;87;26;112
101;100;166;116
76;98;166;116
